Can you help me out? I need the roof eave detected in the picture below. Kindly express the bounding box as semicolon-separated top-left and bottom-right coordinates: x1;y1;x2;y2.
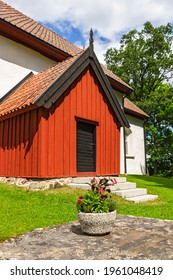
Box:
0;19;70;62
107;76;133;95
125;108;149;120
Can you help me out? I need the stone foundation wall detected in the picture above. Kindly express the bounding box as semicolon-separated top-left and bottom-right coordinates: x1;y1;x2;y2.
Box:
0;177;73;191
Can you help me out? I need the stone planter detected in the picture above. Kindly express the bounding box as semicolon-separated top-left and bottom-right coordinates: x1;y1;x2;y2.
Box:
78;211;116;235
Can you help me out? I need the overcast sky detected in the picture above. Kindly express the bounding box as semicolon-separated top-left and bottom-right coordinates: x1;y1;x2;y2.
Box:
4;0;173;63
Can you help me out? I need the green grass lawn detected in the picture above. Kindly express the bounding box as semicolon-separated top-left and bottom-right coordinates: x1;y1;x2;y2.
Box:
117;175;173;220
0;185;86;242
0;175;173;242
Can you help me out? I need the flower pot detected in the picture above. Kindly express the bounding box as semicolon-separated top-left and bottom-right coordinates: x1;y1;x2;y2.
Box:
78;211;116;235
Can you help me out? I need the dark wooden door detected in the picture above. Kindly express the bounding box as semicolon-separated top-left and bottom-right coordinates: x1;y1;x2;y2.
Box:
77;121;96;172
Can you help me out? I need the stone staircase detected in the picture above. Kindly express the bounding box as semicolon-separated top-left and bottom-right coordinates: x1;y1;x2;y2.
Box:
67;176;158;203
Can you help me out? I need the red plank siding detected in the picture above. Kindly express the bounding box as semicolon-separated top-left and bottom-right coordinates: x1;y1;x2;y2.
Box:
0;66;120;178
24;111;30;176
54;96;64;176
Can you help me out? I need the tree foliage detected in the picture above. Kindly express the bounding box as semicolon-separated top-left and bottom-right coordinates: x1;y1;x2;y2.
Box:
105;21;173;176
144;84;173;176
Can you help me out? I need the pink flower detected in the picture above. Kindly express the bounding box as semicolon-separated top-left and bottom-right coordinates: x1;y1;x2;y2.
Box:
77;199;82;205
92;177;99;185
112;179;117;185
98;187;104;194
77;195;84;205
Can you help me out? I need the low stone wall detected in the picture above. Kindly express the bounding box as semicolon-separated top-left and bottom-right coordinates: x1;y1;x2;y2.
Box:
0;176;73;191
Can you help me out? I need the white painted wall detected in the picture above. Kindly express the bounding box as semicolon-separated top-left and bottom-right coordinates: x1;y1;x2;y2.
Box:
0;35;56;98
0;59;32;99
0;36;56;72
114;90;123;107
120;126;125;174
125;114;146;175
114;90;126;174
114;90;146;175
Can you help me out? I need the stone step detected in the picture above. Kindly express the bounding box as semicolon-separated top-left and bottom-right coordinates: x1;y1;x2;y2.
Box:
110;182;136;191
126;194;158;203
114;188;147;198
71;176;126;184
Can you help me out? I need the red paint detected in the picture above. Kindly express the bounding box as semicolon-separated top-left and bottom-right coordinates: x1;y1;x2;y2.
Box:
0;67;120;178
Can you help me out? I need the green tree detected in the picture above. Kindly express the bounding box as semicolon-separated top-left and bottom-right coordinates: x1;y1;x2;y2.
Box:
144;84;173;176
105;22;173;176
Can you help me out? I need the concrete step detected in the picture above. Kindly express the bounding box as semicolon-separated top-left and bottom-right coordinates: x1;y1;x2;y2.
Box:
71;177;92;184
126;194;158;203
114;188;147;198
68;177;158;203
68;183;90;190
108;177;126;183
110;182;136;191
71;176;126;184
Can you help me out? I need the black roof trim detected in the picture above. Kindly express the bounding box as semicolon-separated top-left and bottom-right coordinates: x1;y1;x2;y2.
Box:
35;47;129;127
35;49;90;107
89;51;129;127
0;71;33;104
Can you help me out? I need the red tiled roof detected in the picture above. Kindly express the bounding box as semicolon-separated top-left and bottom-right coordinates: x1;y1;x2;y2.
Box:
0;54;80;116
0;1;146;120
101;64;132;91
0;1;132;92
124;98;149;118
0;0;82;56
0;57;148;119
